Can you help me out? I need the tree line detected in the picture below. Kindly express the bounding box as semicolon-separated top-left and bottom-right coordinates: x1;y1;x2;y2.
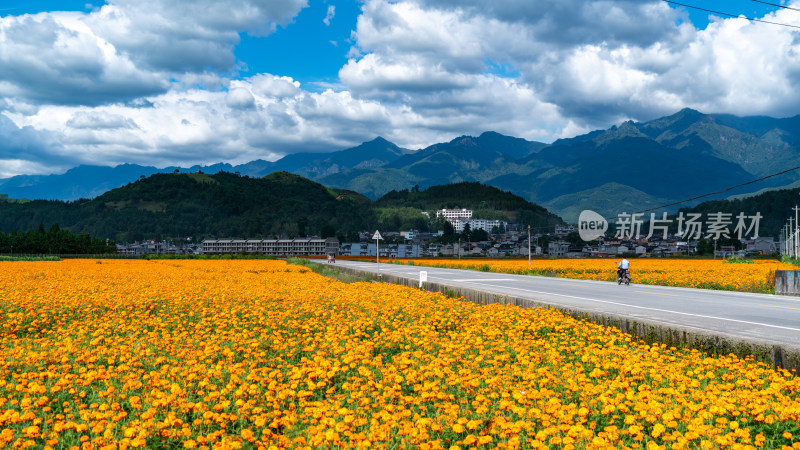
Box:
0;224;116;255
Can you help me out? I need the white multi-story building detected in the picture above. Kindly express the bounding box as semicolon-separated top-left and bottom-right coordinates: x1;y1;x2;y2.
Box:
436;208;472;222
400;231;416;240
455;218;507;233
202;238;338;256
436;208;508;234
555;225;577;235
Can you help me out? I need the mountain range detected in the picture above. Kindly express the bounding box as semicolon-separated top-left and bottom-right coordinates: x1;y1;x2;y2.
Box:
3;108;800;221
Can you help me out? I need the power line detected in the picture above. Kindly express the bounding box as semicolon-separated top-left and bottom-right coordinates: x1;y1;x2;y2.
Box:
611;164;800;219
748;0;800;13
663;0;800;29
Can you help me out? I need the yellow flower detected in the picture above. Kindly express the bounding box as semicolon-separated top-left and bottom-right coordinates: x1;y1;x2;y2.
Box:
652;423;666;438
1;258;799;450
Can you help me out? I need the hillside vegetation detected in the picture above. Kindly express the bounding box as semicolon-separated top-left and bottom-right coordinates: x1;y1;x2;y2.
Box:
0;172;562;241
0;172;373;242
376;182;564;229
678;186;800;238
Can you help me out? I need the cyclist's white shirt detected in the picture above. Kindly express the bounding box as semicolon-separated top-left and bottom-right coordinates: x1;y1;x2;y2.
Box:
618;259;630;269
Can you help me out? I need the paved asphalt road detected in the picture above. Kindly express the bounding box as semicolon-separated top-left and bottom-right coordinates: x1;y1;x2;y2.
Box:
332;260;800;349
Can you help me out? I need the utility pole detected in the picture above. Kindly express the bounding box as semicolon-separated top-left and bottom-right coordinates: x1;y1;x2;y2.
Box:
784;224;789;256
528;225;531;265
458;238;461;261
792;205;800;257
787;224;791;256
791;218;795;258
780;226;784;256
787;221;790;257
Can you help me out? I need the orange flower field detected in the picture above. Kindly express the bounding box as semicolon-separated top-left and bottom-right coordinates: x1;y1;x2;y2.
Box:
1;259;799;449
392;258;797;293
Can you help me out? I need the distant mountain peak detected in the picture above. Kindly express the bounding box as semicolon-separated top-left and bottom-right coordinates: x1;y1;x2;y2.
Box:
476;130;527;143
367;136;392;144
453;135;479;146
637;107;714;138
593;120;647;144
478;131;508;139
677;107;702;116
658;107;709;125
446;134;476;145
352;136;402;153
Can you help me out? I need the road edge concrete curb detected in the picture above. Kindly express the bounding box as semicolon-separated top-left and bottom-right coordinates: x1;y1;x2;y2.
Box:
331;264;800;374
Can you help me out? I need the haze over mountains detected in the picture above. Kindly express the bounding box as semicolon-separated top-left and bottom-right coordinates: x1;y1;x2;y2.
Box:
2;108;800;221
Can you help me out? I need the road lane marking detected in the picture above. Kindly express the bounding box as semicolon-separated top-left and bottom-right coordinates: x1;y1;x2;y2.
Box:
634;290;678;297
453;278;516;282
761;304;800;311
466;281;800;333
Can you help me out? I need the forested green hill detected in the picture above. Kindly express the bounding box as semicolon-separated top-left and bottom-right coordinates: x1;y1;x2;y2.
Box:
376;182;564;229
678;186;800;238
0;172;562;242
0;172;374;242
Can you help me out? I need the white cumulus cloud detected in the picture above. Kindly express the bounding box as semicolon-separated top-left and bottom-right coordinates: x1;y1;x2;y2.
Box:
2;0;800;178
324;5;336;26
342;0;800;130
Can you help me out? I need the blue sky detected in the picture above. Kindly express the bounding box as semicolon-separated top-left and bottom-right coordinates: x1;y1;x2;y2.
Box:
0;1;100;14
0;0;799;177
236;1;361;85
679;0;788;27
